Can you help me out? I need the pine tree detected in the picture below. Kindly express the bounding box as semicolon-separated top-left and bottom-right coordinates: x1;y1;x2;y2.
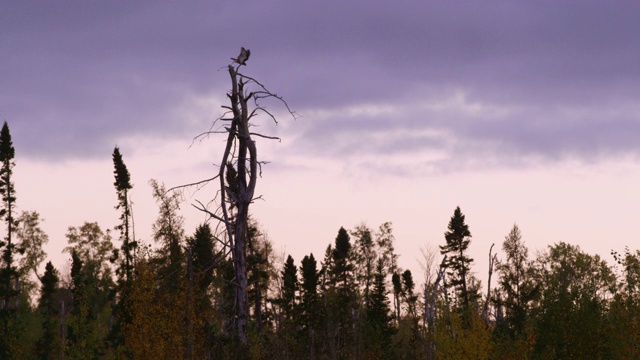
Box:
440;206;477;327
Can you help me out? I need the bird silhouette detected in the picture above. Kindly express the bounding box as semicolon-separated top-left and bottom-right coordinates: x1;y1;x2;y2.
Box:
232;47;250;65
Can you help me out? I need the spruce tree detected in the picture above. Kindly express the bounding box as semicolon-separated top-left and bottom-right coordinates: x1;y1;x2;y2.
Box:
440;206;477;327
187;223;215;306
299;253;320;335
36;262;62;358
328;227;356;357
281;255;298;318
0;121;18;359
331;227;353;290
366;259;395;359
112;146;134;283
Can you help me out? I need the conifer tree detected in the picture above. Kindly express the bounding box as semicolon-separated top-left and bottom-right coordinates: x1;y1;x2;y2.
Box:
0;121;18;359
365;259;395;359
331;227;353;290
440;206;477;327
281;255;298;319
328;227;356;357
299;253;321;347
112;147;135;283
187;223;215;306
36;262;62;358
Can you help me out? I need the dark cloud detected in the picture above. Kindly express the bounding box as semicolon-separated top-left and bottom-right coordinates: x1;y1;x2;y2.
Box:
2;1;640;168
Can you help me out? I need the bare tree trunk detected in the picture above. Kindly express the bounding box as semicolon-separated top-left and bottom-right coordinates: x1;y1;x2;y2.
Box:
183;52;295;345
482;243;497;325
226;64;254;344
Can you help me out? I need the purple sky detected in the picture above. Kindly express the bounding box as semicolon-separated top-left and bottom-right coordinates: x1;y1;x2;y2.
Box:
3;2;640;283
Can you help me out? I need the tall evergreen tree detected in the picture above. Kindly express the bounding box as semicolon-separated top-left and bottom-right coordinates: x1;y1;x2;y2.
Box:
365;259;395;359
331;227;353;290
440;206;477;327
112;147;135;283
0;121;18;359
299;253;321;348
328;227;356;358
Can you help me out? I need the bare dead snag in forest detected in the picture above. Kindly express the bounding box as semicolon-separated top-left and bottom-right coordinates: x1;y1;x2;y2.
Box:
173;49;296;344
483;243;497;325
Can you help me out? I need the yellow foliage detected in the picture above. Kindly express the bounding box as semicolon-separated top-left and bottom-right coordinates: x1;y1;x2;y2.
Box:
123;260;188;359
435;311;492;360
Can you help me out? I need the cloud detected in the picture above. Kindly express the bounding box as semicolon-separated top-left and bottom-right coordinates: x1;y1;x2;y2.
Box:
2;1;640;172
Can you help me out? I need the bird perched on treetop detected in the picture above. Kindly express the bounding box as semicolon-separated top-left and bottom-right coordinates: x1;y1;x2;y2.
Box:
232;47;251;65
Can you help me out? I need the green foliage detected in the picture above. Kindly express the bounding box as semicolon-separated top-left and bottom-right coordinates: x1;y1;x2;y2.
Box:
532;242;614;359
16;211;49;302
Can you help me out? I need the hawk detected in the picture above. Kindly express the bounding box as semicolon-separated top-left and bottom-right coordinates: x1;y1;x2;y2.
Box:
232;47;250;65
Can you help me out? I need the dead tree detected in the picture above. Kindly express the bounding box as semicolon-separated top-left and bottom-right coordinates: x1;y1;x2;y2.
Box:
181;49;296;344
482;243;497;325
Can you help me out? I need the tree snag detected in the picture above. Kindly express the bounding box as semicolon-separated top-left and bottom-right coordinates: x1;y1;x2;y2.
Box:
179;49;296;344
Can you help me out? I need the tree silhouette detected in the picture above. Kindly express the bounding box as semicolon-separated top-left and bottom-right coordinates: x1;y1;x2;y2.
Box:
0;121;18;358
440;206;477;327
178;48;296;344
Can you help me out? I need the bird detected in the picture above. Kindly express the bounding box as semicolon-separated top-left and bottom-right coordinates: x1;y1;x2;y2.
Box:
232;47;250;65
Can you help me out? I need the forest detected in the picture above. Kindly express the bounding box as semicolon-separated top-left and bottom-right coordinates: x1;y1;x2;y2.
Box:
2;63;640;360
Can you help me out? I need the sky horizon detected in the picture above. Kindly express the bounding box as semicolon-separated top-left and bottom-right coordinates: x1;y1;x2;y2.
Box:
4;1;640;286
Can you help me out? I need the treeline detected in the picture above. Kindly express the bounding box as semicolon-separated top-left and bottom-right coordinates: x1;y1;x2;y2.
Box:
1;119;640;359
